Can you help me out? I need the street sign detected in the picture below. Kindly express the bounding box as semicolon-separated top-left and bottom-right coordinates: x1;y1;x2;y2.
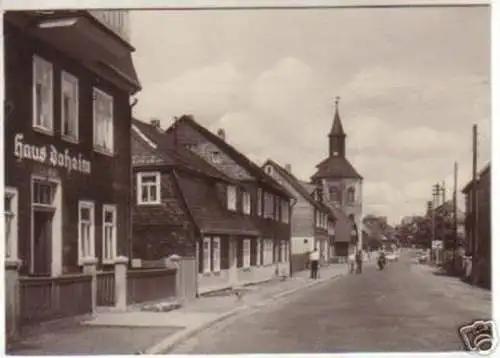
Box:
432;240;443;249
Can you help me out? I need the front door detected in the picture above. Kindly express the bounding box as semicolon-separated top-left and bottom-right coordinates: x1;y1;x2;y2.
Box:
33;209;53;276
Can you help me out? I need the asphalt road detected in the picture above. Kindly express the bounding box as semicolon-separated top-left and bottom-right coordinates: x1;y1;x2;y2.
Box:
172;252;492;354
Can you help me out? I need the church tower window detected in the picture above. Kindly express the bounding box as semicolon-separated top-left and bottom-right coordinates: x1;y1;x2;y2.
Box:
329;187;341;204
347;187;355;204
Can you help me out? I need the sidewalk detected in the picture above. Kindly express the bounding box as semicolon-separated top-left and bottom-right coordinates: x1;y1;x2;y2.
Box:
8;264;349;355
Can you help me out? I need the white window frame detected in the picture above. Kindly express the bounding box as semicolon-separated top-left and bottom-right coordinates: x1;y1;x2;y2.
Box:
227;185;237;211
243;239;251;268
280;241;288;263
137;172;161;205
5;187;19;260
32;55;54;134
256;239;263;266
212;237;221;272
78;201;95;265
242;191;251;215
61;71;79;142
282;201;289;223
102;204;117;264
93;87;114;155
203;237;211;273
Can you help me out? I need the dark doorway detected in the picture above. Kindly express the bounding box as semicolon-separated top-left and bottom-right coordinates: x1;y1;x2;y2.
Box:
33;209;54;276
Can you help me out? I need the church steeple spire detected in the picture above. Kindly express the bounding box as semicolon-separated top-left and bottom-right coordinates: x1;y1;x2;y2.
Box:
329;96;346;157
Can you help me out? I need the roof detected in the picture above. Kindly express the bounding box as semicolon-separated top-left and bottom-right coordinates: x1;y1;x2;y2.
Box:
311;155;363;180
132;118;233;183
263;160;331;216
175;172;259;236
461;162;491;193
165;115;293;199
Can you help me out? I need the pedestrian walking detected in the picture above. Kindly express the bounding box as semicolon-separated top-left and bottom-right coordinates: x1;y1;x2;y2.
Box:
348;252;356;274
356;250;363;274
309;248;320;279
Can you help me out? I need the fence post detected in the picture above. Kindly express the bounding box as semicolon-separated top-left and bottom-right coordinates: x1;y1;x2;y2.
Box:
114;256;129;311
82;257;98;314
5;259;22;345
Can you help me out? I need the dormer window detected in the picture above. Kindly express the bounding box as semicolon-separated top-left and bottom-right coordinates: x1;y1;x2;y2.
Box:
265;165;273;175
212;151;222;164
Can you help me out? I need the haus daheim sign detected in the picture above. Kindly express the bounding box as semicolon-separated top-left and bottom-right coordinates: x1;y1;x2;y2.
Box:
13;133;91;174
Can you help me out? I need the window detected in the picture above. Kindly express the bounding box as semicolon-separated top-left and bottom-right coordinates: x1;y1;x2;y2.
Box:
243;239;251;268
212;237;221;272
256;239;263;266
32;55;53;132
203;237;211;273
137;172;161;205
265;165;273;175
242;191;251;215
61;71;79;141
93;88;114;154
257;188;263;216
227;185;237;211
5;188;18;260
263;239;273;265
32;180;56;207
274;197;280;221
102;205;117;263
347;187;355;203
78;201;95;264
329;187;341;203
281;200;289;223
280;241;288;263
211;151;222;164
264;192;273;219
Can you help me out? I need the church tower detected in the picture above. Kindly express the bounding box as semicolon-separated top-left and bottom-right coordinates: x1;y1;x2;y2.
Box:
311;97;363;254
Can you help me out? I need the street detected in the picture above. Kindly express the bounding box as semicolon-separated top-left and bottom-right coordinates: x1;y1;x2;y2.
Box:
172;251;491;354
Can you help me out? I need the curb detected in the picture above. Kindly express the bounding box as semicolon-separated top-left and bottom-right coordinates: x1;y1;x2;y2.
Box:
147;271;344;354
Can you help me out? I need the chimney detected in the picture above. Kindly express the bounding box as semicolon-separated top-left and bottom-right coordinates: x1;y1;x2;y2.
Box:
285;164;292;173
217;128;226;141
150;119;162;132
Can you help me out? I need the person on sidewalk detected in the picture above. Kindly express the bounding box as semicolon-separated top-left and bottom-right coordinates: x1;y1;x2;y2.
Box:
348;251;356;274
309;248;320;279
355;250;363;274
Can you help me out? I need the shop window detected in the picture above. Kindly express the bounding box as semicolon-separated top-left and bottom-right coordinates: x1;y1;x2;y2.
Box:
93;87;114;154
137;172;161;205
212;237;221;272
78;201;95;264
61;71;79;142
4;188;18;260
32;55;54;133
102;205;117;264
203;237;211;273
227;185;237;211
243;239;251;268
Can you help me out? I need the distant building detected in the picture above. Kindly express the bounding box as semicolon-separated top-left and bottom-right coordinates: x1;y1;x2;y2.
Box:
310;98;363;256
261;160;336;272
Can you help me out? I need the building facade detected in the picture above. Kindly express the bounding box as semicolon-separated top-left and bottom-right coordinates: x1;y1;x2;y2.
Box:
462;163;490;288
311;98;363;256
133;116;293;290
4;10;141;277
262;160;335;272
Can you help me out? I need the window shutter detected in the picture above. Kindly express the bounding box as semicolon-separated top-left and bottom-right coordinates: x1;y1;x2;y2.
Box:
236;239;243;268
221;237;230;270
250;238;257;266
198;239;204;274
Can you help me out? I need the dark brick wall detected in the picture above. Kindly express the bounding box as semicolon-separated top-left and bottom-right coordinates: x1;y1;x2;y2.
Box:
132;225;197;260
4;23;132;275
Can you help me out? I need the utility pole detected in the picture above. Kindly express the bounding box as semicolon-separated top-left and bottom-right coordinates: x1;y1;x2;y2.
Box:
431;183;440;264
441;181;446;204
452;161;458;274
471;124;479;285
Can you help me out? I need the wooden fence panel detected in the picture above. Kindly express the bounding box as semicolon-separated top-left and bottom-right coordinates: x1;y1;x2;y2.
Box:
97;271;115;306
127;268;176;305
19;274;92;326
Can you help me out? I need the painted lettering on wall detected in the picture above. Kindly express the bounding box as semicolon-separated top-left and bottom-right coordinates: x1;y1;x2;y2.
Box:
14;133;91;174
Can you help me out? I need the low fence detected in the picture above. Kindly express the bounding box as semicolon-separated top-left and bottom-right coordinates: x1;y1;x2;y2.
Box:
19;274;92;326
97;271;115;306
127;268;177;305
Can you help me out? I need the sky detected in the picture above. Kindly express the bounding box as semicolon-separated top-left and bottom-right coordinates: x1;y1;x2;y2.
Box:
130;5;490;226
